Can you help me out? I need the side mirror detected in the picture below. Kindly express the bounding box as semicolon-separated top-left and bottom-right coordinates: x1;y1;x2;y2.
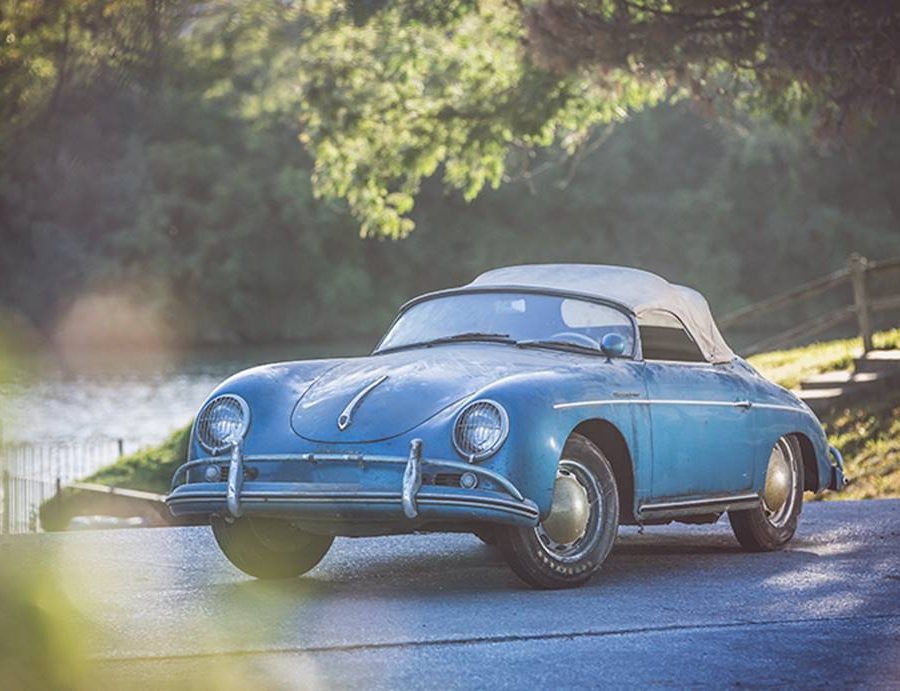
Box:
600;333;627;358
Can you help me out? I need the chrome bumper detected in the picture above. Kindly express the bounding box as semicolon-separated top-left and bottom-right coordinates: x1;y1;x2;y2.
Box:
167;439;539;526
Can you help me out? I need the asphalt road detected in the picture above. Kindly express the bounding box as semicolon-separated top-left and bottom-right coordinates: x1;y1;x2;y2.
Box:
6;499;900;689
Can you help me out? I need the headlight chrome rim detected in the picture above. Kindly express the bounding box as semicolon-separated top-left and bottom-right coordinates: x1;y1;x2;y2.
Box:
196;394;251;454
452;399;509;462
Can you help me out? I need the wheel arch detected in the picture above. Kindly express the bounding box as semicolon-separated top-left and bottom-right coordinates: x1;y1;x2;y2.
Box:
569;419;637;525
791;431;820;493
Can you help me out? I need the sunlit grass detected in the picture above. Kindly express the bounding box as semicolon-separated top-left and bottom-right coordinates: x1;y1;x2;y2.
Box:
824;392;900;500
747;328;900;390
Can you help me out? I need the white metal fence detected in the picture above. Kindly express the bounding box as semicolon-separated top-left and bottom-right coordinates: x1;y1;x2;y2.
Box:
0;438;134;534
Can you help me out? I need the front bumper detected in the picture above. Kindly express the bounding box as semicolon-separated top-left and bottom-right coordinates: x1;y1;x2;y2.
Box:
166;439;539;529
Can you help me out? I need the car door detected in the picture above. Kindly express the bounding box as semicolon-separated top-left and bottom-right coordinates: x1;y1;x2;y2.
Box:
638;310;755;500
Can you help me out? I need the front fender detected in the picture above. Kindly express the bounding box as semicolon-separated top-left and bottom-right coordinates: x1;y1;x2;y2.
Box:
452;369;644;518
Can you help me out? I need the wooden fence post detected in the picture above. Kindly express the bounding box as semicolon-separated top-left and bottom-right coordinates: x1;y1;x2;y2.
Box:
848;253;874;353
2;470;9;535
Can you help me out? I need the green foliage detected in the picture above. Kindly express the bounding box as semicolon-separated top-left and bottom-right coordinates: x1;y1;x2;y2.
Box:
523;1;900;138
0;1;899;346
86;423;192;494
289;1;662;236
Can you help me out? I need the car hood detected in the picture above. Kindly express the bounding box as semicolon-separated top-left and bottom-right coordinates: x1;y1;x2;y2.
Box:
290;344;570;443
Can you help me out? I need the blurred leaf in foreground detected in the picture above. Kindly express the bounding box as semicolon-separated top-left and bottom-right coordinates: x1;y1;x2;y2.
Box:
0;558;93;690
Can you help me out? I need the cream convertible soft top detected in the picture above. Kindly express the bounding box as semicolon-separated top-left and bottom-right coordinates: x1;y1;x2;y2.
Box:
468;264;735;364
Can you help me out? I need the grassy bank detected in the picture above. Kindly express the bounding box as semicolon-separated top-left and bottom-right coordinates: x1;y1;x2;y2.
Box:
822;392;900;500
84;330;900;501
746;328;900;390
86;424;191;495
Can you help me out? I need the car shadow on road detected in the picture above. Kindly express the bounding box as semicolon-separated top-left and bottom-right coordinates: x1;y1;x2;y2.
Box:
209;528;832;599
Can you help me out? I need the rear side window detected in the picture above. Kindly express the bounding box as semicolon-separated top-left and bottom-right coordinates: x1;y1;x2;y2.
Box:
638;310;706;363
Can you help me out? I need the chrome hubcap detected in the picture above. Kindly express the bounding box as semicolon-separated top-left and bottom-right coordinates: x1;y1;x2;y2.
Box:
534;460;602;562
542;471;591;545
762;438;797;528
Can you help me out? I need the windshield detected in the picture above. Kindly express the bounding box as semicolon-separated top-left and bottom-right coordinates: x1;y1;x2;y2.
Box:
376;291;635;355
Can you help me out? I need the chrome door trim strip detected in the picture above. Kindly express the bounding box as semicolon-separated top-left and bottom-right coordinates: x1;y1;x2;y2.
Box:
639;492;760;513
752;402;808;412
554;399;806;413
555;398;736;410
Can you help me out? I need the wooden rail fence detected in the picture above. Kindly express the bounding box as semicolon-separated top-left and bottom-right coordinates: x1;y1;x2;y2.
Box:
720;253;900;356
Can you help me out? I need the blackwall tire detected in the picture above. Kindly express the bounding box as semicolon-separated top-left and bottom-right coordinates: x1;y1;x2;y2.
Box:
729;435;804;552
211;515;334;579
497;433;619;589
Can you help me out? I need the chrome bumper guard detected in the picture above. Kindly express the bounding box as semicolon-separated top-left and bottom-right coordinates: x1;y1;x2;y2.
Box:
168;438;538;523
828;445;847;491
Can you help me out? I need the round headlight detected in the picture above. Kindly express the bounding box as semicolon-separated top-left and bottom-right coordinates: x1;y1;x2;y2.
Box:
453;400;509;461
196;394;250;454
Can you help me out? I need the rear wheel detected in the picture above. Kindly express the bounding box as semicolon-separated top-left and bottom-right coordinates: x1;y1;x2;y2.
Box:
729;435;803;552
211;515;333;579
497;434;619;589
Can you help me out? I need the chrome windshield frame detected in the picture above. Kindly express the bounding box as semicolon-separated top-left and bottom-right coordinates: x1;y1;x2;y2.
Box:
372;286;641;360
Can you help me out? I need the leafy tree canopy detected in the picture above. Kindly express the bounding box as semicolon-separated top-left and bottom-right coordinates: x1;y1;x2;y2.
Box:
272;0;664;237
525;0;900;136
267;0;900;236
6;1;897;237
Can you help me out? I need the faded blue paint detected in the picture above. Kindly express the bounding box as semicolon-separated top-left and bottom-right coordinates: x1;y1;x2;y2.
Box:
168;321;840;535
642;361;756;499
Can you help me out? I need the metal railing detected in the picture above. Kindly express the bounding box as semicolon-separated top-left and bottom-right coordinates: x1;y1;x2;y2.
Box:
720;253;900;356
0;437;131;535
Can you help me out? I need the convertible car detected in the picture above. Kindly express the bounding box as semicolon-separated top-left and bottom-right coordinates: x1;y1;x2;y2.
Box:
167;264;845;588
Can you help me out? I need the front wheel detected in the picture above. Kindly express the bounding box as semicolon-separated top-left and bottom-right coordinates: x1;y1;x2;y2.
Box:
729;435;804;552
497;434;619;589
211;515;334;579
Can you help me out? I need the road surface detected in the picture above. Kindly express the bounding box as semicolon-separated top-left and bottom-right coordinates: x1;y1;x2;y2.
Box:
5;499;900;688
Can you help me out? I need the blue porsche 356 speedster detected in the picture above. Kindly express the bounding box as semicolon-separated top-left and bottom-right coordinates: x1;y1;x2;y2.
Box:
167;264;845;588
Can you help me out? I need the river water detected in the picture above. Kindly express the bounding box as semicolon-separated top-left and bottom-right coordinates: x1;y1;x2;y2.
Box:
0;341;371;448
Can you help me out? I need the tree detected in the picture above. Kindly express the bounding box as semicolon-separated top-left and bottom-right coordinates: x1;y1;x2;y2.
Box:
278;0;663;237
0;0;189;135
524;1;900;137
282;1;900;236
